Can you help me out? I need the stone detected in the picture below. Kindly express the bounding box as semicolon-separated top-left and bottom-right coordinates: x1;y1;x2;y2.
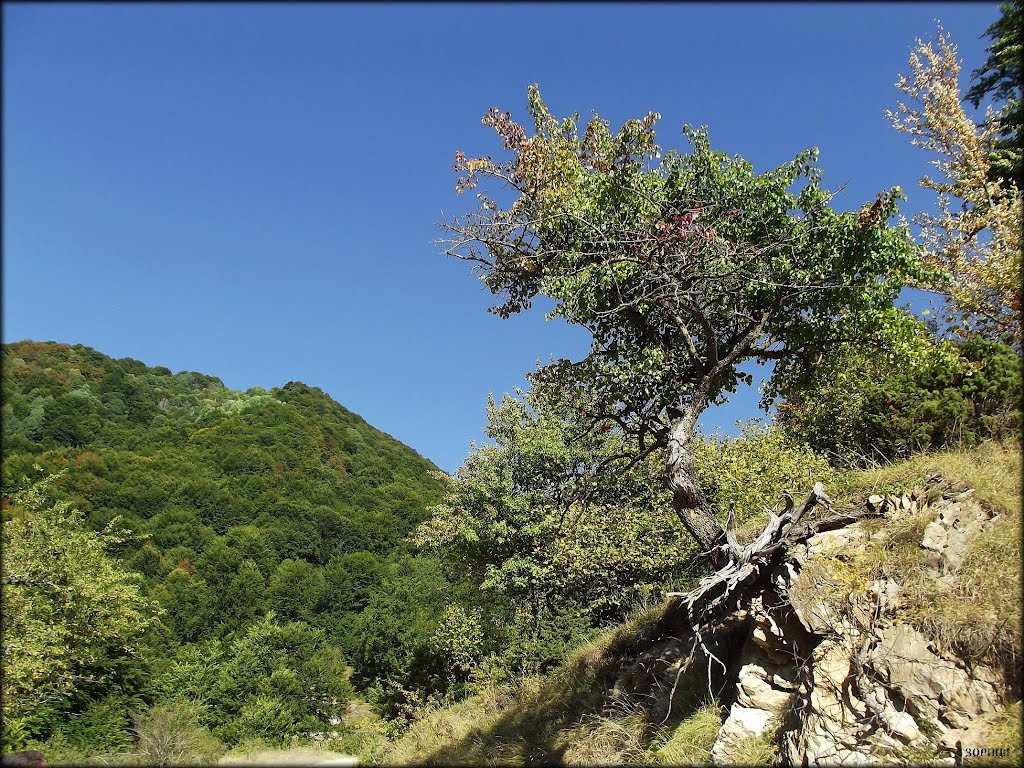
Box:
0;753;46;768
711;704;773;764
726;703;772;734
922;520;948;552
878;704;923;744
736;663;793;711
939;708;1007;758
870;579;901;610
869;623;1001;729
918;497;997;573
662;479;1004;768
791;727;879;766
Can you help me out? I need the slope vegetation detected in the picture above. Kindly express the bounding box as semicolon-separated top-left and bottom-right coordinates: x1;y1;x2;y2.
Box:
1;340;448;756
386;441;1022;766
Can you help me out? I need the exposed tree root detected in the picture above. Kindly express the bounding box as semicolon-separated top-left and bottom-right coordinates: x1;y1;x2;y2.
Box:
666;482;881;631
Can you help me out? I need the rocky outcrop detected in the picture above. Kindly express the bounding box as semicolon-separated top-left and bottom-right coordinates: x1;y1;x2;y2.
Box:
611;476;1011;765
785;483;1004;765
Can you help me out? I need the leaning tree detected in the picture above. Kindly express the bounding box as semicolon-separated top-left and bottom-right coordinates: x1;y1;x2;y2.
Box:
442;86;932;574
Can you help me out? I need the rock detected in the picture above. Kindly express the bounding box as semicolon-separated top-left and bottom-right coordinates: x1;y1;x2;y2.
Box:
726;703;772;733
869;624;1001;729
919;497;996;573
789;728;879;766
921;520;948;552
939;716;992;753
711;704;773;764
0;753;46;768
736;662;793;711
647;480;1006;768
878;702;923;744
806;526;868;557
869;579;901;611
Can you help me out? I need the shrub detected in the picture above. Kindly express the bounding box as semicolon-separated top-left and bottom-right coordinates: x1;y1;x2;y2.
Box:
693;421;837;532
217;696;297;746
778;337;1021;465
56;696;134;754
132;701;224;766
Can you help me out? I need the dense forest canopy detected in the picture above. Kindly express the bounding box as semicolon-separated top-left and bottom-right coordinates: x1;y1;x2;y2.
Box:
1;340;458;751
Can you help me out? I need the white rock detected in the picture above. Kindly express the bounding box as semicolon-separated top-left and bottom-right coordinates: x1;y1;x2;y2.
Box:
879;706;922;744
736;664;793;712
921;520;948;552
711;704;773;764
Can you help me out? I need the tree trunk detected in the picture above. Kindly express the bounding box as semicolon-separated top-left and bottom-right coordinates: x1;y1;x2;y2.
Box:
666;414;726;556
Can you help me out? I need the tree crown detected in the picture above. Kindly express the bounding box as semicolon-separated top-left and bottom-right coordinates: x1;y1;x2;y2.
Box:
445;86;933;444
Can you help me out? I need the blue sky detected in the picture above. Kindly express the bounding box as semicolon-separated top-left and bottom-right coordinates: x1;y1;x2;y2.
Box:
3;2;1001;472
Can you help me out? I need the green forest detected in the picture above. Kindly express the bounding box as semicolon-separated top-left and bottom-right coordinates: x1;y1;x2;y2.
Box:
1;339;455;756
2;4;1022;765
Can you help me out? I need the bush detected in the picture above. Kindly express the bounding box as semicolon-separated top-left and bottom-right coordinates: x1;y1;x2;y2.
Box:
217;696;297;746
693;421;837;531
132;701;224;766
778;337;1021;465
151;616;354;748
56;696;134;754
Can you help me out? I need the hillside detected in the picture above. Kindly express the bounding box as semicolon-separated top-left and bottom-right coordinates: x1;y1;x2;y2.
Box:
1;340;452;758
2;340;443;551
385;442;1022;766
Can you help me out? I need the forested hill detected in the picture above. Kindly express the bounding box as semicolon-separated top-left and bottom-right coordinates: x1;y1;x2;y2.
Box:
1;339;456;754
1;340;444;553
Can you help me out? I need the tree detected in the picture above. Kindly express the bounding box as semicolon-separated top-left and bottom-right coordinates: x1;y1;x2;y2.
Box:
267;558;326;623
887;25;1022;345
965;1;1023;189
1;471;160;747
153;616;353;745
442;86;929;558
415;387;694;630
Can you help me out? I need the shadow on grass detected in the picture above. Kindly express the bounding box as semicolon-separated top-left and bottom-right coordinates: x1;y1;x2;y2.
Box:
401;601;747;766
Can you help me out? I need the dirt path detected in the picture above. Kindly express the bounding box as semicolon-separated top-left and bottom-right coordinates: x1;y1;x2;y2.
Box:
219;747;358;765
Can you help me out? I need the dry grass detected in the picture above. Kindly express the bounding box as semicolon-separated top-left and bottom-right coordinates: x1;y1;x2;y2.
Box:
560;706;651;765
984;699;1023;766
218;746;356;765
381;694;500;765
832;438;1020;515
829;440;1022;688
385;604;671;765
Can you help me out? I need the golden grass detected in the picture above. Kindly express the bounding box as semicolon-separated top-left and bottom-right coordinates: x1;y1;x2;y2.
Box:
560;708;650;765
381;694;499;765
827;440;1022;687
832;438;1021;515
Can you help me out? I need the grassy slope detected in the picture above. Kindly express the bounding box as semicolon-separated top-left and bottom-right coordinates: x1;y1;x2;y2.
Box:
385;441;1022;766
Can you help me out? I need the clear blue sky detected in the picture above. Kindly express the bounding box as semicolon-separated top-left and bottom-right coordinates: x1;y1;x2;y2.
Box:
3;2;1000;472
